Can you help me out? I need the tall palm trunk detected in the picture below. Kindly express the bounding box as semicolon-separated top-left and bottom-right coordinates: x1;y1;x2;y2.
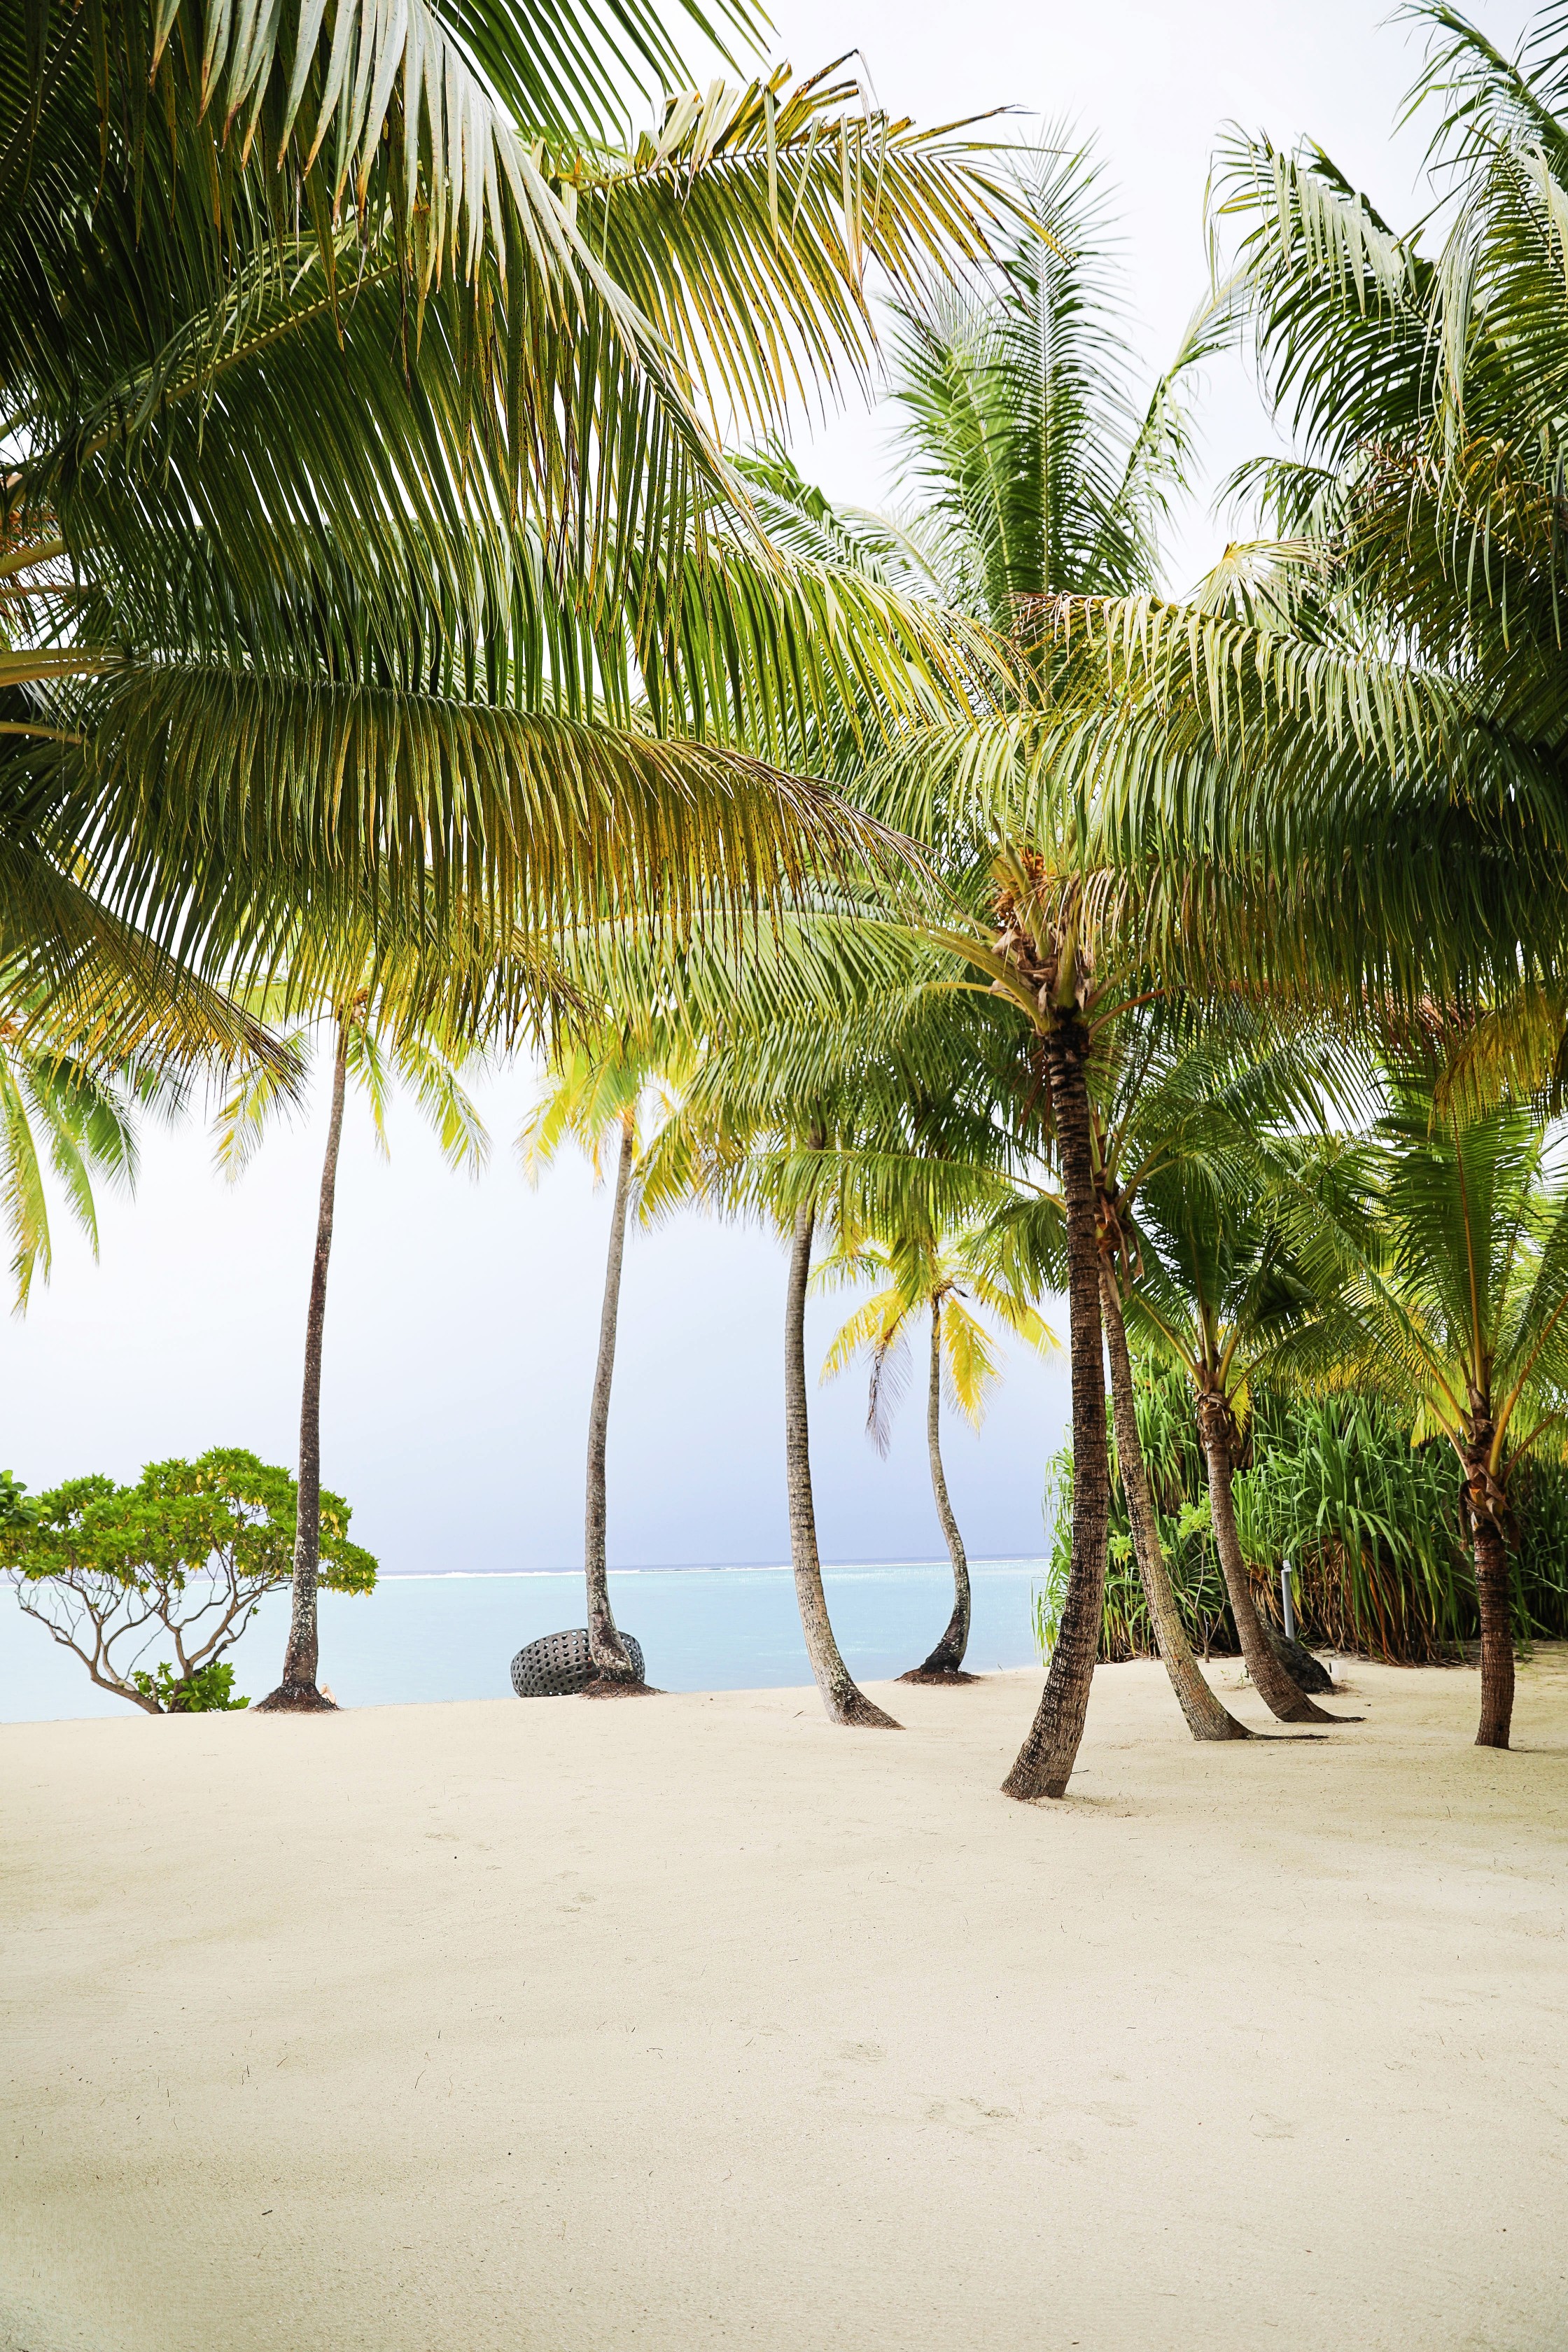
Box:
583;1114;645;1690
258;1014;349;1714
1100;1268;1249;1742
1465;1436;1514;1749
901;1296;975;1682
1196;1393;1337;1726
784;1200;899;1728
1004;1011;1107;1799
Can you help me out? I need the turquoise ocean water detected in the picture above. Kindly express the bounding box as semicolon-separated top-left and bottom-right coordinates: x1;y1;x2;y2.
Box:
0;1558;1046;1721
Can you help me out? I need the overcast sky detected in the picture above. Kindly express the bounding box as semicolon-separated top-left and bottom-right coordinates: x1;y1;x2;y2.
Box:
2;0;1533;1586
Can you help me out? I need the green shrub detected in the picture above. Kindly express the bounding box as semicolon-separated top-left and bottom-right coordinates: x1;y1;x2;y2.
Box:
129;1659;249;1712
0;1448;375;1713
1034;1364;1568;1665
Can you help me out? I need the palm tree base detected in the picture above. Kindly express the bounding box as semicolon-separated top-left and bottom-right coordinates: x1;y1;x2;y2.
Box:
896;1665;982;1685
1264;1630;1336;1693
829;1689;903;1727
580;1676;659;1698
254;1681;339;1712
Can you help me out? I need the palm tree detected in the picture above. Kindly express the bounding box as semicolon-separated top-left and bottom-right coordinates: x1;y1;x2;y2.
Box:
855;145;1227;1798
0;1023;141;1313
1084;1011;1358;1738
520;1044;690;1690
1276;1067;1568;1749
818;1226;1054;1679
631;1036;908;1726
1029;8;1568;1084
969;1007;1275;1742
215;979;489;1709
1124;1158;1343;1727
781;1153;902;1729
0;1;1022;1123
668;144;1226;1789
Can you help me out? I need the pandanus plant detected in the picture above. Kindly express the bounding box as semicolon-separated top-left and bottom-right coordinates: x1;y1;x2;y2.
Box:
817;1225;1054;1680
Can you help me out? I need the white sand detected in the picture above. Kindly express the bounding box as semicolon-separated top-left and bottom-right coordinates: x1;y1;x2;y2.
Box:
3;1655;1566;2352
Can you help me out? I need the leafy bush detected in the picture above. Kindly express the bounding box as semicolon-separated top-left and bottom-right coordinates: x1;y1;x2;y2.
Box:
0;1470;38;1528
0;1449;376;1713
1035;1364;1568;1665
129;1659;248;1712
1233;1395;1471;1661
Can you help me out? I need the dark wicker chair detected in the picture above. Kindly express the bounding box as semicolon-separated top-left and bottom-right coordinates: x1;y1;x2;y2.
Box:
510;1628;645;1697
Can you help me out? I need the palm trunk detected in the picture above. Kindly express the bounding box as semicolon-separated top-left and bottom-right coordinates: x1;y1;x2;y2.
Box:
1003;1013;1108;1799
1466;1443;1514;1749
785;1200;899;1728
258;1014;349;1714
1100;1268;1249;1742
901;1297;975;1682
1196;1394;1337;1726
582;1116;645;1692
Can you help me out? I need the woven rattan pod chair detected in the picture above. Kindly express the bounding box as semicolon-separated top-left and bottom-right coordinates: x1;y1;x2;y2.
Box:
510;1628;645;1697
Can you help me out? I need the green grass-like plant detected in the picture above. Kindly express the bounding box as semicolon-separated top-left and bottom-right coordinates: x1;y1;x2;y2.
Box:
1035;1369;1568;1667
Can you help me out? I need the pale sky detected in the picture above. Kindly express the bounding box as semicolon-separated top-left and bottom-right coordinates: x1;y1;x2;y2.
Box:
1;0;1532;1589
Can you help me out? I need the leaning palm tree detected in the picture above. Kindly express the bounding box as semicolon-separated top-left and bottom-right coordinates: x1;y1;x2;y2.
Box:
971;1006;1296;1741
690;143;1228;1790
635;1041;909;1727
1125;1159;1344;1727
1275;1065;1568;1749
215;969;490;1709
1086;1009;1362;1737
520;1042;690;1692
851;143;1230;1798
818;1225;1054;1680
778;1135;902;1729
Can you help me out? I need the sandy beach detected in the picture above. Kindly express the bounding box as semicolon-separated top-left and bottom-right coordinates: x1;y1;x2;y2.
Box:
3;1656;1565;2352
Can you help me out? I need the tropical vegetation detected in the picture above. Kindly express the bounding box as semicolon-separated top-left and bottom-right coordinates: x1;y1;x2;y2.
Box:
818;1224;1054;1679
215;965;489;1708
0;1450;375;1713
8;0;1568;1800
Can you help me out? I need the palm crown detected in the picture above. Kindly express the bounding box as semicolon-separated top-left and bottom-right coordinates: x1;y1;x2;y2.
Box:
817;1228;1054;1453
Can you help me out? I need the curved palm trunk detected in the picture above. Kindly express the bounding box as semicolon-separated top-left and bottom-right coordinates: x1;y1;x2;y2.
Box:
582;1116;646;1692
1004;1014;1108;1800
1466;1445;1515;1748
258;1015;349;1714
785;1200;899;1728
901;1298;975;1682
1100;1268;1249;1742
1196;1395;1337;1726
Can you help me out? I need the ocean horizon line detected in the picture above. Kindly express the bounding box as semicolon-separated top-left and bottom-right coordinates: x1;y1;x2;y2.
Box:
377;1554;1048;1581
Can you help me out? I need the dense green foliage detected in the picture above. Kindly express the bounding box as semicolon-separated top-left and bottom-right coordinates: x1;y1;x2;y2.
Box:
129;1659;249;1714
1037;1369;1568;1667
14;1;1568;1772
0;1450;375;1713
